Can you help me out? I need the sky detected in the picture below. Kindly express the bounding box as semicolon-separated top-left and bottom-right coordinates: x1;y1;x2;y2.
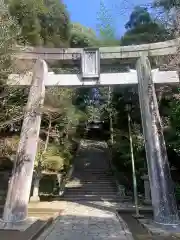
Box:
63;0;153;37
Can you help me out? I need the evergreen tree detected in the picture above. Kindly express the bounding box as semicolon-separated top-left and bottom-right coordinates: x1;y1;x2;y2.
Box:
121;6;170;45
154;0;180;10
8;0;70;47
70;23;98;47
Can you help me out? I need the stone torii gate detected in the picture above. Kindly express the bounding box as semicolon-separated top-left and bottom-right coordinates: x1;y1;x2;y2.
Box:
3;38;180;227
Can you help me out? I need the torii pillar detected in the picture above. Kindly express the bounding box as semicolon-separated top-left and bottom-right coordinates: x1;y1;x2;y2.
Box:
136;56;179;225
2;59;47;223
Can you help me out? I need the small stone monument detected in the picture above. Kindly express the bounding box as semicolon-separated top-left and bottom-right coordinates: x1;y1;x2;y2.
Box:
141;174;151;205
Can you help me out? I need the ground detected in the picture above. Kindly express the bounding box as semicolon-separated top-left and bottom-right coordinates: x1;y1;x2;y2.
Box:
37;201;133;240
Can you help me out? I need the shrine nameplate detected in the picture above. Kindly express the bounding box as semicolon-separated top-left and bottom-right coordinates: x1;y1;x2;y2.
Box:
81;48;100;79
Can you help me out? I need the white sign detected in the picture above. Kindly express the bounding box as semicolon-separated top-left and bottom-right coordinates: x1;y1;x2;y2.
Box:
81;49;100;79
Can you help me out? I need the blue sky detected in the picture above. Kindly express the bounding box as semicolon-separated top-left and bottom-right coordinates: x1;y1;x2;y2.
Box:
64;0;152;37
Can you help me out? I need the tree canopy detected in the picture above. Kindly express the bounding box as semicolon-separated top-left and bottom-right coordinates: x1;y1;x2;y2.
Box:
70;23;98;47
8;0;70;47
153;0;180;10
121;6;170;45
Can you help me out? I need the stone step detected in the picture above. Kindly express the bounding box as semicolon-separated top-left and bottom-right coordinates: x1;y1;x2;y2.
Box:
63;194;120;197
65;190;117;194
64;195;118;199
65;183;116;188
72;173;113;176
74;170;111;172
70;176;113;178
66;180;114;183
64;192;117;196
66;185;116;188
68;180;115;183
65;185;116;189
66;179;115;183
69;178;115;181
63;141;121;203
77;170;112;172
71;173;113;175
60;196;120;201
75;173;112;175
65;187;117;190
68;182;115;185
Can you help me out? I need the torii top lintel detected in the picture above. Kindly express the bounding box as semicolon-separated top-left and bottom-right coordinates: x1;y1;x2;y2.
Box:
14;38;180;61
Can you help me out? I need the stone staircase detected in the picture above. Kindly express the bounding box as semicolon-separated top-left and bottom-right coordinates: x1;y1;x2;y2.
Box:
61;141;120;202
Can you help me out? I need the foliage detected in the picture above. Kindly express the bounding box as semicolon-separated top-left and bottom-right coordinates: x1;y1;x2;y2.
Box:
8;0;43;45
35;141;65;172
153;0;180;10
0;0;20;82
70;23;98;47
96;0;119;46
39;0;70;47
8;0;70;47
0;1;27;134
121;6;170;45
30;87;84;179
0;135;19;158
0;87;27;131
109;87;145;184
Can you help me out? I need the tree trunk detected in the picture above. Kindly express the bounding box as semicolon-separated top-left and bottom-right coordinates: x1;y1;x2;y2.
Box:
3;60;47;223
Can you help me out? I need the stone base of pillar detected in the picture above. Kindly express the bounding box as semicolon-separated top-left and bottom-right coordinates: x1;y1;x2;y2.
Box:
0;217;38;231
30;196;40;202
138;217;180;236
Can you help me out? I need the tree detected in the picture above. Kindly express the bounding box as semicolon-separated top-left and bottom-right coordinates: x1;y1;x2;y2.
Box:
8;0;43;45
153;0;180;10
125;6;152;29
39;0;70;47
30;87;84;200
96;0;119;46
0;0;19;82
8;0;70;47
121;6;170;45
0;0;26;132
70;23;98;47
153;0;180;38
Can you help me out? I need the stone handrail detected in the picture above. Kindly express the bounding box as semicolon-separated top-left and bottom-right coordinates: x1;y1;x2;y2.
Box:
14;38;180;60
